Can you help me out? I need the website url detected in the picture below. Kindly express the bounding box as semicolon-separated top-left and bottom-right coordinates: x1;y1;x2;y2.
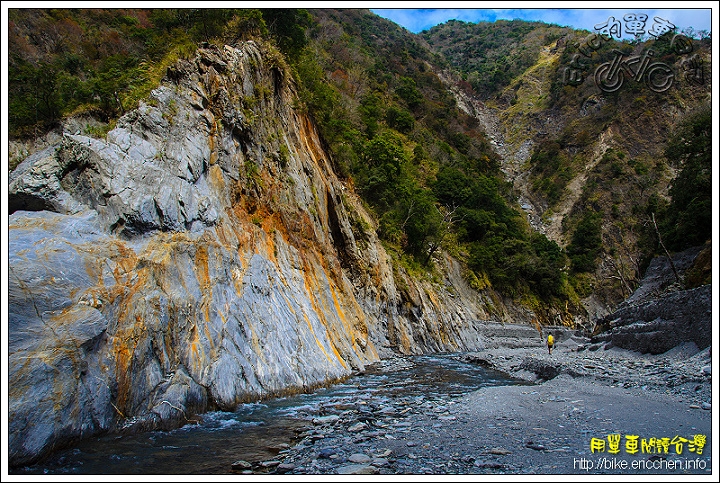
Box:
573;456;708;472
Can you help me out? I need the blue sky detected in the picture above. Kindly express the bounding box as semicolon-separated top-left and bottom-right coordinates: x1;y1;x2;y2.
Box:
1;2;712;37
371;5;714;37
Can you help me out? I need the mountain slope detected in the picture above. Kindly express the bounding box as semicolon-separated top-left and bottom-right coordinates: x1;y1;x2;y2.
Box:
8;7;712;326
423;18;712;314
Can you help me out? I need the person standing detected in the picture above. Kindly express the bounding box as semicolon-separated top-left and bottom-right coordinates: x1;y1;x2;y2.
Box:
547;333;555;355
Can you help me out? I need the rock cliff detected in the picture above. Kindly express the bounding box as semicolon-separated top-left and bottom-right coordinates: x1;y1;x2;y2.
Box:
591;245;712;354
8;41;498;467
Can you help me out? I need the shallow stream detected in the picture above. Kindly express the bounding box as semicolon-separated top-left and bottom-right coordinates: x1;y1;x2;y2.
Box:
14;353;529;475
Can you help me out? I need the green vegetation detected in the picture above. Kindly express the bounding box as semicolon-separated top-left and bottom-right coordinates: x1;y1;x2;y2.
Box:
6;8;310;139
423;17;709;304
8;9;210;136
8;8;711;310
423;19;570;99
659;106;712;251
290;9;569;302
566;212;603;273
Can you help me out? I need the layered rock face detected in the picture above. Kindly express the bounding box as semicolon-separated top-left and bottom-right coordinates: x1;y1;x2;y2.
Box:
591;246;712;354
8;41;493;466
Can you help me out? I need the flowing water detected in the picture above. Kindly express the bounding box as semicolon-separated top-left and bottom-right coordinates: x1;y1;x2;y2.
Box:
13;353;530;475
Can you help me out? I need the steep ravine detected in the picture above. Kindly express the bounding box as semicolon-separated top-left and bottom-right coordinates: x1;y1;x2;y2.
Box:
438;47;630;323
8;41;513;467
439;70;547;237
439;45;602;248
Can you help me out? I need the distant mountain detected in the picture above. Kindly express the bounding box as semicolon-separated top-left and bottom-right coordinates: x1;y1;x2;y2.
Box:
421;15;711;313
8;7;712;320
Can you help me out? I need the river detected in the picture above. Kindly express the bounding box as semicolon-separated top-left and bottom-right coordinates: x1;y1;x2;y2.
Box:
12;353;530;475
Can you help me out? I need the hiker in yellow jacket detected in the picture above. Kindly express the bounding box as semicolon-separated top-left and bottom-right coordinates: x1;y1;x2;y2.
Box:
547;333;554;355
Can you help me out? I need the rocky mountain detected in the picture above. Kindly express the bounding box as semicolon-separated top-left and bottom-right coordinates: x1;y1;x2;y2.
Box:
422;18;712;314
7;39;502;468
6;9;713;468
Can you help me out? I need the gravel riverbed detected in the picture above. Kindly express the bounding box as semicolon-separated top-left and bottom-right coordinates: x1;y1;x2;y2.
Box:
237;330;713;476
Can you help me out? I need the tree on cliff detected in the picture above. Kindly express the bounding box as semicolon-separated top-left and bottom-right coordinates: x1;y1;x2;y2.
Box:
660;105;712;252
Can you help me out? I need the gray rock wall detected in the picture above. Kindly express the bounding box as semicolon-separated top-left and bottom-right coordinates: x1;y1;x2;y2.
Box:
8;41;494;467
590;245;712;355
593;285;712;354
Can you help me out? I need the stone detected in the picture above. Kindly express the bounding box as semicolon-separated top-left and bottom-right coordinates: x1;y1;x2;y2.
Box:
525;441;546;451
231;460;252;470
317;448;336;459
593;276;712;355
336;464;378;475
268;443;291;452
313;415;340;426
348;422;367;433
490;447;512;455
276;463;295;473
348;453;372;464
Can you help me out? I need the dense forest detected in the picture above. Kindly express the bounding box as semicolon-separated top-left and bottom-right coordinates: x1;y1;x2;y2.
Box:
7;8;712;315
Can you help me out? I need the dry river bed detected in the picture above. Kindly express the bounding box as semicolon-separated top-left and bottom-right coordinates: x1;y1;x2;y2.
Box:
243;335;713;476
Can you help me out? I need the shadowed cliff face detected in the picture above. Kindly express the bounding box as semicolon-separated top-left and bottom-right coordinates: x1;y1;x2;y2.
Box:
8;41;494;467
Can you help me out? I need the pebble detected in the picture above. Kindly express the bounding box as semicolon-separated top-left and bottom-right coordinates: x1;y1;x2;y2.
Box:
490;447;512;455
336;464;378;475
236;345;711;476
317;448;336;459
348;453;372;464
276;463;295;473
313;415;340;425
230;460;252;471
348;422;367;432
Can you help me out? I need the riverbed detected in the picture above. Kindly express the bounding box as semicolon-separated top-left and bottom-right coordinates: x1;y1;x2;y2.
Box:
11;353;529;475
10;335;714;476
